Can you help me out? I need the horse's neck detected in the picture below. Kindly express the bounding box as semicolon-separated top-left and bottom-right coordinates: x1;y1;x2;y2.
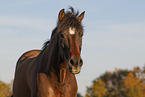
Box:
37;35;62;74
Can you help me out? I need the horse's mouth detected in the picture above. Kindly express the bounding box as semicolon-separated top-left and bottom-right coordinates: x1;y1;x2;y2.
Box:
68;65;81;74
71;69;80;74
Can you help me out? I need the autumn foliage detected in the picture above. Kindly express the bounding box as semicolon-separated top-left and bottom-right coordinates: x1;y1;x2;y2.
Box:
0;80;12;97
85;66;145;97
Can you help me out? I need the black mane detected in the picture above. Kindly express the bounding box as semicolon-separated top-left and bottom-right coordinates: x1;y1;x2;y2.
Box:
42;28;57;49
42;7;83;49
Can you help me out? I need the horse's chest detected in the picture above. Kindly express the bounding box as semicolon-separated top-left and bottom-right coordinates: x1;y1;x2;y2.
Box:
37;73;76;97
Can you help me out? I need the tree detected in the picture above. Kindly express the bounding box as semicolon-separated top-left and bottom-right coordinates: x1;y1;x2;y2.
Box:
98;69;129;97
0;80;12;97
85;79;107;97
77;93;83;97
85;66;145;97
124;71;145;97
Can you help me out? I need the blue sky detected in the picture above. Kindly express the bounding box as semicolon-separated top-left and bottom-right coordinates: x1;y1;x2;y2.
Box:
0;0;145;95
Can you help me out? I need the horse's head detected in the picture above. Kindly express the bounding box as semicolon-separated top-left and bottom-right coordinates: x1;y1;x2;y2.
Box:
57;8;85;74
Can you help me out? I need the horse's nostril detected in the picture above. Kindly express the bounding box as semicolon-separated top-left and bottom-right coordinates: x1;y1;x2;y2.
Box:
70;57;82;66
70;59;74;65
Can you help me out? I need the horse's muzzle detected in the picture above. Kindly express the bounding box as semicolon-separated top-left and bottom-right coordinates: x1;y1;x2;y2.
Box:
68;57;83;74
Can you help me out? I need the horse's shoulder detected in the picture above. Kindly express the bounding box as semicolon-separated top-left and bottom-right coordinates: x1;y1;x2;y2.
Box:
19;50;41;63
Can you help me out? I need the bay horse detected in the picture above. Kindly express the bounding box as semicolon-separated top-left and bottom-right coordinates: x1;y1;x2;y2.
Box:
12;7;85;97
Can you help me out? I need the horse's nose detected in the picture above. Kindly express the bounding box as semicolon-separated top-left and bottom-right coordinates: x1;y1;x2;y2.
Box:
69;57;83;67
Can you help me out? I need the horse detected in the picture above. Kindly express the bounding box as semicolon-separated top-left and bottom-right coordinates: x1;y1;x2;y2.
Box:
12;7;85;97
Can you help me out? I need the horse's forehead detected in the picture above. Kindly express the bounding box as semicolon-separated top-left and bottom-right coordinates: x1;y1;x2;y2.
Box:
69;27;76;35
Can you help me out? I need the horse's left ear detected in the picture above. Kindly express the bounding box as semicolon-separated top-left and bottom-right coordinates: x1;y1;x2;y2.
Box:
77;11;85;22
59;9;65;21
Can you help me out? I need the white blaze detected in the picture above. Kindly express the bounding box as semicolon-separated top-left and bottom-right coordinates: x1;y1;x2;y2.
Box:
69;27;75;35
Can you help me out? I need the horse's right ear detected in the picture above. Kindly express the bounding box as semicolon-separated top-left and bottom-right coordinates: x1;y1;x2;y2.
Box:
59;9;65;21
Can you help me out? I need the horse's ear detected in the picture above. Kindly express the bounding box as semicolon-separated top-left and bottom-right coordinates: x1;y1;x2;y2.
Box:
59;9;65;21
77;11;85;22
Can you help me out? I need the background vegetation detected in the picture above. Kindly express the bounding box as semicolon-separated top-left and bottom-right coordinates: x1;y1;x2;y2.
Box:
0;80;12;97
85;66;145;97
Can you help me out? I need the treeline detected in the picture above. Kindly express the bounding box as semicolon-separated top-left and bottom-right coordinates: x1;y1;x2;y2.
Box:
85;66;145;97
0;80;12;97
1;66;145;97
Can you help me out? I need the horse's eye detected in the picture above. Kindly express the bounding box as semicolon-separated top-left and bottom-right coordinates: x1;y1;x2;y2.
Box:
78;32;83;37
80;33;83;37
